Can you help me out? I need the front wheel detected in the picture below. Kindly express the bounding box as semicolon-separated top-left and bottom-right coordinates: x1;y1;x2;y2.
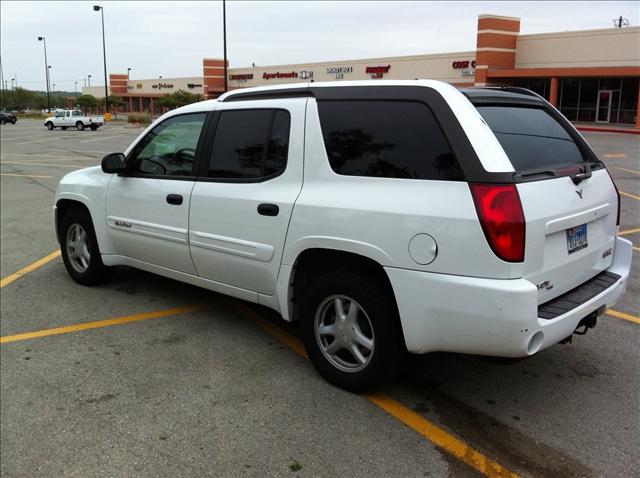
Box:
76;121;84;131
11;118;16;124
60;209;111;285
46;122;54;130
300;270;404;392
90;124;98;131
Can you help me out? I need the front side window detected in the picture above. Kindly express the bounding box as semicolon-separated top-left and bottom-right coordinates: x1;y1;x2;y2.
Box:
55;112;65;117
72;111;82;117
317;100;462;180
127;113;206;177
207;109;290;180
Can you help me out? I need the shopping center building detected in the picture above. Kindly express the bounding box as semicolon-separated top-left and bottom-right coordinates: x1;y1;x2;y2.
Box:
76;14;640;127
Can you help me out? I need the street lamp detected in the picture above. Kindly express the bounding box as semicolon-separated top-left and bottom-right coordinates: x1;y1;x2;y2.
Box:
52;83;56;92
37;36;51;112
93;5;109;116
75;81;78;96
88;74;92;87
11;78;15;89
127;67;131;80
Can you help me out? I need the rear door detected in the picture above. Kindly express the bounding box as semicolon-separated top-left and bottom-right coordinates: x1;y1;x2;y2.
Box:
188;98;305;295
476;105;618;303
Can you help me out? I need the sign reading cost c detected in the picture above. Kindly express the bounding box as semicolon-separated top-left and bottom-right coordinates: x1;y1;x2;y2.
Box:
452;60;476;69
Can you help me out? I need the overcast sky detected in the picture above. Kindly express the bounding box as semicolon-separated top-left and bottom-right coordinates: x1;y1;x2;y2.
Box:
1;1;638;91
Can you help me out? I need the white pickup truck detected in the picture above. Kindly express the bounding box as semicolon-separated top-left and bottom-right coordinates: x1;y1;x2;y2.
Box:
44;109;104;131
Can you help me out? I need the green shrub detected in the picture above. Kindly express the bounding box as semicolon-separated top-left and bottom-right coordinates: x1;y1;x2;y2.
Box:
127;113;151;124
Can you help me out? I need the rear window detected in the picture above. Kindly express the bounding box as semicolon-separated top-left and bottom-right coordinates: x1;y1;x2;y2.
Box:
477;106;585;171
317;100;463;181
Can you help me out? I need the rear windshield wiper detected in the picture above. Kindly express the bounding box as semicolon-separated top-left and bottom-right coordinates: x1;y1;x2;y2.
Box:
512;168;558;181
571;162;592;185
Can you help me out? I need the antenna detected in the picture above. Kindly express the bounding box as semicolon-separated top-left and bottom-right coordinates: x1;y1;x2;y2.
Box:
612;16;629;27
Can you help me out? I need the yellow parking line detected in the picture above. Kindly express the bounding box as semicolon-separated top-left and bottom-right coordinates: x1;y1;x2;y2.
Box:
0;304;209;344
79;134;130;143
607;309;640;325
1;173;55;179
633;246;640;252
618;228;640;236
234;302;518;478
0;161;80;169
614;167;640;176
604;153;626;158
620;191;640;201
0;250;61;288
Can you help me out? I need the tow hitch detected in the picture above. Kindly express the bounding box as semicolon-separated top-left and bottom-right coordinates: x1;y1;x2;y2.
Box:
559;310;599;345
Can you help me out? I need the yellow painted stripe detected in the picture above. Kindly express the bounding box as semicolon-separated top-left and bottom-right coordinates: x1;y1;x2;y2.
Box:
232;302;518;478
0;250;61;288
604;153;626;158
620;191;640;201
607;309;640;325
0;304;209;344
0;173;54;179
366;392;518;478
633;246;640;252
614;167;640;176
0;161;80;169
618;228;640;236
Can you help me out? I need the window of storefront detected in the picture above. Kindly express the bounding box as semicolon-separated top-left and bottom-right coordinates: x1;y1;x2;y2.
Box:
559;77;638;124
513;78;550;100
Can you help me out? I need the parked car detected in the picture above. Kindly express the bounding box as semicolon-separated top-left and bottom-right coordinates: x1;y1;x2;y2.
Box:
53;80;632;391
44;109;104;131
0;111;17;125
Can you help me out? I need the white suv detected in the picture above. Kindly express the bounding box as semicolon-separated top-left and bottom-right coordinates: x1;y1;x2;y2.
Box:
54;80;632;391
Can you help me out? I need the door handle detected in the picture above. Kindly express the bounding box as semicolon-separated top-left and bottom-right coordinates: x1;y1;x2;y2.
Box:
257;203;279;216
166;194;183;205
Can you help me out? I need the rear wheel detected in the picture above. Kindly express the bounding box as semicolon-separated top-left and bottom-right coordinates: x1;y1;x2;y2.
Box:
76;121;84;131
300;270;403;392
46;122;54;130
60;209;111;285
11;118;16;124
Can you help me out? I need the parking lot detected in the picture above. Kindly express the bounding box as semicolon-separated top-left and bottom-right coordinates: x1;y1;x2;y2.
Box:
1;118;638;477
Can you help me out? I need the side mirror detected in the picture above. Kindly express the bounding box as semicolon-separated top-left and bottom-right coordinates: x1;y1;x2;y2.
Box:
101;153;127;173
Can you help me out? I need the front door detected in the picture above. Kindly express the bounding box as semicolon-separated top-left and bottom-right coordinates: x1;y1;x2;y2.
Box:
596;90;612;123
188;99;306;295
105;112;208;274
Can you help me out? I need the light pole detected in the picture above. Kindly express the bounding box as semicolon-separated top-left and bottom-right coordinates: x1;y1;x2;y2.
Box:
223;0;228;92
75;81;78;96
38;36;51;112
88;74;92;87
127;67;131;80
10;78;14;89
52;83;56;92
93;5;109;115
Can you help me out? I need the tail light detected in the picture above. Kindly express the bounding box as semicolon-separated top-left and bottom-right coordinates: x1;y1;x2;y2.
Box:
470;183;525;262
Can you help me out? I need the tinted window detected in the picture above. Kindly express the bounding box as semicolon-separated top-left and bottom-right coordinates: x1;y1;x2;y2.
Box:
208;109;290;179
477;106;585;171
128;113;206;177
317;101;461;180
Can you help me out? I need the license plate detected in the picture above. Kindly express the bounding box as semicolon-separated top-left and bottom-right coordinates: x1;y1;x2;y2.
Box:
566;224;588;254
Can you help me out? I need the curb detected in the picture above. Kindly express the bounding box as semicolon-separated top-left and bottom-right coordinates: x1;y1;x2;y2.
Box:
576;126;640;135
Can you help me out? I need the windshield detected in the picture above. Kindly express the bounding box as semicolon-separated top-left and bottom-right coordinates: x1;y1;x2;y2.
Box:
477;106;587;171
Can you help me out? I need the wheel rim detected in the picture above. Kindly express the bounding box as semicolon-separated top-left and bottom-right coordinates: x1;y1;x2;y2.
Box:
65;223;90;273
314;294;375;373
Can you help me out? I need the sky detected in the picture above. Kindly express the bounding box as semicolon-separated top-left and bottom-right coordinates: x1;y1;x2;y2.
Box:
1;1;639;92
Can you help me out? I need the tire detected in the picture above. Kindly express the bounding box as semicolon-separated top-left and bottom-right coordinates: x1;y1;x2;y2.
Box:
90;124;98;131
60;209;112;286
46;122;54;130
76;121;84;131
300;269;404;392
11;118;16;124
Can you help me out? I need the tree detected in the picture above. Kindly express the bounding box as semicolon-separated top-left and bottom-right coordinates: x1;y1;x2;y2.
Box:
74;94;98;110
155;90;200;110
108;95;123;107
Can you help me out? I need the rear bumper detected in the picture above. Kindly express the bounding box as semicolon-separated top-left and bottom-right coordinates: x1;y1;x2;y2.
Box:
386;237;633;357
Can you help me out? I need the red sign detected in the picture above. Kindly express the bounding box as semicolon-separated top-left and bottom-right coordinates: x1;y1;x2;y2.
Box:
230;74;254;81
365;65;391;74
263;71;298;80
452;60;476;69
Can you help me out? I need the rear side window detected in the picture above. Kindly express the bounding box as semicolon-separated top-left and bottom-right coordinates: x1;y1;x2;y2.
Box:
477;106;585;171
317;101;462;181
208;109;290;180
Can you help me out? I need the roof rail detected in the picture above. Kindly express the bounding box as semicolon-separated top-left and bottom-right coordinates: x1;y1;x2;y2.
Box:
219;87;313;102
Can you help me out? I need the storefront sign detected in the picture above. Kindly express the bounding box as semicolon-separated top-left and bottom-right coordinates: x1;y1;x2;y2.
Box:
152;82;174;90
326;66;353;79
452;60;476;69
263;71;298;80
136;83;143;89
366;65;391;78
299;70;313;80
229;74;254;82
187;83;203;89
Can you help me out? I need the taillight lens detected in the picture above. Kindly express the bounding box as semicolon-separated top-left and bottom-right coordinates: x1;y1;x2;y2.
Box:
469;183;525;262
